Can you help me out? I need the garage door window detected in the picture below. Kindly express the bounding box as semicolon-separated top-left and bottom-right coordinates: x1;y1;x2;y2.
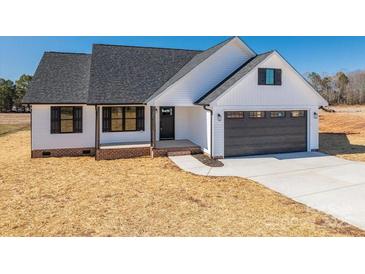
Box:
249;111;265;118
226;111;244;119
270;111;285;118
291;110;305;118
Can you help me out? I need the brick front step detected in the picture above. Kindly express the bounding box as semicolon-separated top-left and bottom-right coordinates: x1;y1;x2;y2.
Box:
152;147;202;157
167;150;193;156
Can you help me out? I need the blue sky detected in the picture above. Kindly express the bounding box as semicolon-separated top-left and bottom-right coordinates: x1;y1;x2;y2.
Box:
1;36;365;81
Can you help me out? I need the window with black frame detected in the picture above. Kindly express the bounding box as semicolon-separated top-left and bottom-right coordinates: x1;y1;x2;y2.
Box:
50;106;82;134
102;106;144;132
258;68;282;85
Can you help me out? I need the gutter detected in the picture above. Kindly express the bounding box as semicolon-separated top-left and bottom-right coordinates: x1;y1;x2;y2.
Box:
203;105;213;158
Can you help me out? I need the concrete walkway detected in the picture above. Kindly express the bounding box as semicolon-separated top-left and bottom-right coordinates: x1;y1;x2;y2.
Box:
169;152;365;230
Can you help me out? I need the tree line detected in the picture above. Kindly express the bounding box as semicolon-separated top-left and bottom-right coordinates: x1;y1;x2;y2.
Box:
0;75;32;112
307;71;365;105
1;71;365;111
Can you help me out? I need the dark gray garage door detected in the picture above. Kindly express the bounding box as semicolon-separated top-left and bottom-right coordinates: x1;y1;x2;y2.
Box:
224;110;307;157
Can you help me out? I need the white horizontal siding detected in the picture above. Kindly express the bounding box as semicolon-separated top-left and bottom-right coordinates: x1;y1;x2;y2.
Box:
99;105;150;144
151;39;254;106
31;104;95;150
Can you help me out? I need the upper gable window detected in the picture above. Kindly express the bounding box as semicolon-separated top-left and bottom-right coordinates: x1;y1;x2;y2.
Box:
266;69;274;85
258;68;282;86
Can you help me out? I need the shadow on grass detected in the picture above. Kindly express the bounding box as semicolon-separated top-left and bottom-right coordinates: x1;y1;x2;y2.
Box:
320;133;365;155
0;124;30;136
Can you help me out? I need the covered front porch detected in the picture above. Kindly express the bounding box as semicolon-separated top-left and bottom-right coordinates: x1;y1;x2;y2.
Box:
99;139;199;150
97;139;201;160
95;105;209;160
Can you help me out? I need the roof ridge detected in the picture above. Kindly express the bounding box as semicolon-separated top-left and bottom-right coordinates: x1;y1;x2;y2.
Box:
203;36;235;51
45;51;90;56
93;43;203;52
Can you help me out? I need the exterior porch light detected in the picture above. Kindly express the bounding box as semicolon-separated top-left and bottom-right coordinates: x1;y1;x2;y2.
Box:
217;113;222;121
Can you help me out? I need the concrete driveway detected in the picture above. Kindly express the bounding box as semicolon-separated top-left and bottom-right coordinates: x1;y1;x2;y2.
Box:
169;152;365;230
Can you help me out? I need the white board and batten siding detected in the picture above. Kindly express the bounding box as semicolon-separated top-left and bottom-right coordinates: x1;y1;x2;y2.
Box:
31;104;95;150
150;39;255;107
210;52;326;158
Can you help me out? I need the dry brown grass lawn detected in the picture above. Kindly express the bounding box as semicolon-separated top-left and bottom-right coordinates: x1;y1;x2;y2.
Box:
0;113;30;135
0;129;364;236
320;106;365;162
0;113;30;125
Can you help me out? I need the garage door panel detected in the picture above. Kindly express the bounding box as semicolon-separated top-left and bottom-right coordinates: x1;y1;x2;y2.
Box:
226;119;306;129
225;144;307;157
225;126;306;138
226;142;307;153
227;134;307;146
224;111;307;157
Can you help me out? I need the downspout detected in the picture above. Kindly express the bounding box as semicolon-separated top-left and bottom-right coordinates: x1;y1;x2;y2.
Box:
30;104;33;158
203;105;213;159
95;105;100;158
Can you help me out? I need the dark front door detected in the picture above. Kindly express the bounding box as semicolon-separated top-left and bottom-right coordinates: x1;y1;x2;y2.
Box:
160;107;175;140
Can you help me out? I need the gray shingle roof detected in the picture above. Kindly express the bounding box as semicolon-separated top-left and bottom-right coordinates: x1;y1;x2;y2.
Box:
23;37;261;105
195;51;273;105
22;52;91;104
145;37;237;102
87;44;201;104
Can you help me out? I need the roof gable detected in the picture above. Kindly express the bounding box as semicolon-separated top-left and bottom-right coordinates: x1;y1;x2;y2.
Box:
87;44;200;104
146;36;256;103
22;52;91;104
195;51;273;105
145;37;238;102
209;51;328;107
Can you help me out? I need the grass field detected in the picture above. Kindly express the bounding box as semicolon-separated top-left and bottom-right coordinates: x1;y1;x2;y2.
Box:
0;113;30;135
0;112;364;236
320;106;365;162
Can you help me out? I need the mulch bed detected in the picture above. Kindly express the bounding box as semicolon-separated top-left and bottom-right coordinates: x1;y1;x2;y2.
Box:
193;153;224;167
